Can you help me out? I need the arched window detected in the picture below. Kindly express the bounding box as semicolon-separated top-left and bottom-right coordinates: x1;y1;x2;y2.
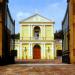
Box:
34;26;40;39
33;44;41;49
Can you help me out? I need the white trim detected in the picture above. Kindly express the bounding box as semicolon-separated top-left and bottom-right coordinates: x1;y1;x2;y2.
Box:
20;24;53;26
20;42;54;44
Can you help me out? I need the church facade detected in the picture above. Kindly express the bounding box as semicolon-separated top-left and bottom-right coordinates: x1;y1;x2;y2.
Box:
17;14;55;60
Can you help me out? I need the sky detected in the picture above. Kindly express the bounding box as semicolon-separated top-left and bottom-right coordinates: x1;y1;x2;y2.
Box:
8;0;67;33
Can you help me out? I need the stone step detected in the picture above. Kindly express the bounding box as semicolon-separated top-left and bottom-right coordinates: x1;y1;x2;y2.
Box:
15;59;62;64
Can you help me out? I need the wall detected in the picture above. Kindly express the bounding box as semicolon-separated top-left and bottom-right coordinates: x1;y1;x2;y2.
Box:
69;0;75;63
45;25;54;40
20;25;30;40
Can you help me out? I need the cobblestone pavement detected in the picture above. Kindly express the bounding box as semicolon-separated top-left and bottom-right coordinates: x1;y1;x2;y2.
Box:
0;64;75;75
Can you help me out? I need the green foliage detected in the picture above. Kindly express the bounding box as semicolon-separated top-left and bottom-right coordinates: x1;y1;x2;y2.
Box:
15;33;20;39
54;30;63;40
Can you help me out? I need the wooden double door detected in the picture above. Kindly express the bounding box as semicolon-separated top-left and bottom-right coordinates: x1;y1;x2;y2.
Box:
33;45;41;59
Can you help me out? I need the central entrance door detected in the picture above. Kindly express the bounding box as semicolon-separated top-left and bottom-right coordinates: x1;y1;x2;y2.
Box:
33;44;41;59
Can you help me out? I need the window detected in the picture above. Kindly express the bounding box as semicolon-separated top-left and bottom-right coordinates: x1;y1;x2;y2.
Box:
34;26;40;39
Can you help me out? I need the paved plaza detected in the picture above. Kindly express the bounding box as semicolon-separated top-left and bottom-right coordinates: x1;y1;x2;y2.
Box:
0;64;75;75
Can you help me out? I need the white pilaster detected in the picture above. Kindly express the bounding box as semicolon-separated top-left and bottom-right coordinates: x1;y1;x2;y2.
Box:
43;43;45;59
20;42;22;59
40;26;42;38
29;43;31;59
52;42;55;59
29;25;31;38
44;25;45;39
41;43;45;59
31;43;33;59
31;25;33;38
41;44;43;59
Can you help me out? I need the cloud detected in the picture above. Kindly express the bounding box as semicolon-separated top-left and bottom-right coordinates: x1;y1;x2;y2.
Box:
14;0;67;33
44;2;66;18
41;2;67;31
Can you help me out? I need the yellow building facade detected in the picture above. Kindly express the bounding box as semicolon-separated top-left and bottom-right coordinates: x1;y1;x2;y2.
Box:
17;14;55;60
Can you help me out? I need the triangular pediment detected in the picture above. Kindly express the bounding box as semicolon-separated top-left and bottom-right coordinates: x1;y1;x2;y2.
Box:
20;14;52;22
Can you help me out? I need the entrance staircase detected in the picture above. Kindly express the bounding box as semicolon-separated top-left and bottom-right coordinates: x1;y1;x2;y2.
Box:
15;58;62;64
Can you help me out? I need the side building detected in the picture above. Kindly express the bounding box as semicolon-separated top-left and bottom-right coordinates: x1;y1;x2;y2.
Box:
62;0;75;64
62;5;70;63
0;0;15;65
68;0;75;64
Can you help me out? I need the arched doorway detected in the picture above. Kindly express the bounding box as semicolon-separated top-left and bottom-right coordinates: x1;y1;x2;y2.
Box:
33;44;41;59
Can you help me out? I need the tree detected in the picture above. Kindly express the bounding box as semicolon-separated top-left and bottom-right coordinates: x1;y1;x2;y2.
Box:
54;30;63;40
15;33;20;39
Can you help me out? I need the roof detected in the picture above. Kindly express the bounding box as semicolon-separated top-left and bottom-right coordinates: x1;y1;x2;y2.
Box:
20;14;54;23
